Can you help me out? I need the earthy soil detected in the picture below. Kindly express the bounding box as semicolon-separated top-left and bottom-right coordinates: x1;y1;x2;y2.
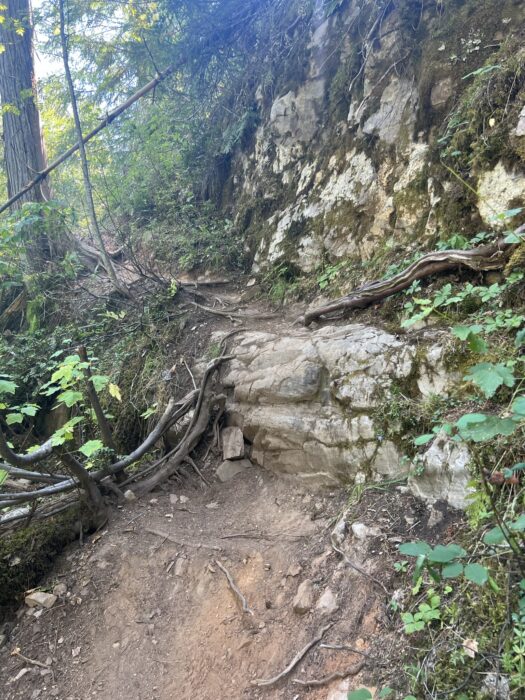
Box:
0;461;460;700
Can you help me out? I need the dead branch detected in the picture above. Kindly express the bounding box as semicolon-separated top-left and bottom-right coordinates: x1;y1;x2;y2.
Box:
183;455;211;486
292;661;365;687
145;528;222;552
303;239;513;325
330;533;389;596
11;648;51;670
0;65;177;215
250;622;333;687
215;559;253;615
189;300;279;321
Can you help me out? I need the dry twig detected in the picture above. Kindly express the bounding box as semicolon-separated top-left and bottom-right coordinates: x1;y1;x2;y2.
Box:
215;559;253;615
146;528;221;551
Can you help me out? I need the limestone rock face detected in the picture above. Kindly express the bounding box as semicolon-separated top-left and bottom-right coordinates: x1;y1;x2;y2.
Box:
218;2;525;276
223;324;466;507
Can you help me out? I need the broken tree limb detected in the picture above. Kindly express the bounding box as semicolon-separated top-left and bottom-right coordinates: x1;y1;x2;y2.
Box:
215;559;253;615
189;301;279;321
145;528;222;552
303;239;513;326
250;622;334;687
330;533;389;596
0;64;176;216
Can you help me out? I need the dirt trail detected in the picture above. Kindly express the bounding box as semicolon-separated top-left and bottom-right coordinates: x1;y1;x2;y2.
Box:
0;283;460;699
0;461;459;700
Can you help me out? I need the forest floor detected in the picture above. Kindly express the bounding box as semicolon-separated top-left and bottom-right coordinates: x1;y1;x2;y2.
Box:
0;281;462;699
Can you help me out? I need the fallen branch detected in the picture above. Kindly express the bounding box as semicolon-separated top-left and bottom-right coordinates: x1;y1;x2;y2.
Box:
292;661;365;687
303;239;513;325
330;533;390;597
0;65;177;215
250;622;333;687
11;648;51;670
215;559;253;615
189;300;279;321
145;528;221;552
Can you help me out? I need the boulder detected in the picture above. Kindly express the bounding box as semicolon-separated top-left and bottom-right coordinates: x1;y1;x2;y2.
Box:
216;458;252;482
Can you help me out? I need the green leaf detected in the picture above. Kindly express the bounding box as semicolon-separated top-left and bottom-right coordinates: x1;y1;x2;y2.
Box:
20;404;38;416
428;544;466;563
503;462;525;479
347;690;373;700
515;329;525;348
399;541;432;557
456;413;517;442
0;468;8;485
90;375;109;392
512;396;525;417
452;325;483;341
442;562;463;578
509;514;525;532
464;563;489;585
378;688;394;699
414;434;434;446
6;412;24;425
464;363;515;398
0;378;17;395
483;527;506;546
468;335;488;354
78;439;104;457
56;390;83;408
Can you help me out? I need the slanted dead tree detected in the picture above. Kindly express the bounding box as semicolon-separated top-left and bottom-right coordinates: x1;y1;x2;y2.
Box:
303;238;516;326
58;0;131;299
0;356;230;531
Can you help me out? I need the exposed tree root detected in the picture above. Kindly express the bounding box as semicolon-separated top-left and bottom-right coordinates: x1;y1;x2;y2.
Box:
0;356;231;531
303;239;513;326
250;622;333;687
292;661;365;687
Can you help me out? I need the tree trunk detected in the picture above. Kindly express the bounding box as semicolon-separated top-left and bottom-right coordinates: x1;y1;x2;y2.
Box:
0;0;50;206
58;0;130;298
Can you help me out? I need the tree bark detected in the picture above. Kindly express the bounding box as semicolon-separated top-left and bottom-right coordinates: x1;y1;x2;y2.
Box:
58;0;130;298
0;0;50;206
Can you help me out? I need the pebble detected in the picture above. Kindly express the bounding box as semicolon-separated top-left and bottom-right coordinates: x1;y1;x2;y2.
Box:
292;579;314;615
316;587;339;615
25;591;57;609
